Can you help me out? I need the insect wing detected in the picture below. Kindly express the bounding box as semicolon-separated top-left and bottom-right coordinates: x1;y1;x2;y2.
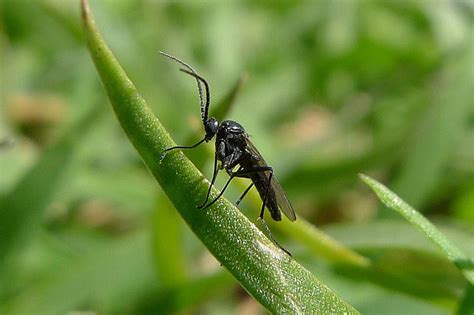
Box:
271;175;296;221
244;137;296;221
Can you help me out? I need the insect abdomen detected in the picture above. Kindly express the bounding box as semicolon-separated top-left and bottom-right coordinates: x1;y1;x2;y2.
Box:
251;172;282;221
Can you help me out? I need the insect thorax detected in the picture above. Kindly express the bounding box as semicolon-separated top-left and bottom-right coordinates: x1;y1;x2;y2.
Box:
215;120;250;170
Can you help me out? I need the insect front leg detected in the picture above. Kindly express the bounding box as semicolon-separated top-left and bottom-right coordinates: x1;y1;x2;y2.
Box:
197;153;220;209
200;166;243;209
159;138;206;163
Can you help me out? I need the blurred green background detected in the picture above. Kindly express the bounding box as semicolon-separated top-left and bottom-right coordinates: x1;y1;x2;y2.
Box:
0;0;473;314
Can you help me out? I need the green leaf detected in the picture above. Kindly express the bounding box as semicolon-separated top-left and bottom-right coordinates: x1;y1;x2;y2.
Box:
81;0;359;313
324;220;474;258
326;221;470;303
360;174;474;284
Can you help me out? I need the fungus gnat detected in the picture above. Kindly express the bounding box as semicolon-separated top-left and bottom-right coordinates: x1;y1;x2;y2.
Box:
159;52;296;255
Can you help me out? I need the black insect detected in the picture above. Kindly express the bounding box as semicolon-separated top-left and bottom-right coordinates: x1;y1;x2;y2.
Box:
159;52;296;254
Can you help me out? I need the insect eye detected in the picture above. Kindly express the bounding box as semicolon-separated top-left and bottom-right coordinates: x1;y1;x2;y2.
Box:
204;118;219;140
210;118;219;133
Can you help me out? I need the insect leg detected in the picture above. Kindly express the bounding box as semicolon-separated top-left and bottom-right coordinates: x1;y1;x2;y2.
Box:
258;216;291;256
233;166;273;207
201;166;271;209
258;170;292;256
235;166;273;175
197;153;219;208
159;138;206;163
200;167;242;209
259;170;273;219
235;183;254;207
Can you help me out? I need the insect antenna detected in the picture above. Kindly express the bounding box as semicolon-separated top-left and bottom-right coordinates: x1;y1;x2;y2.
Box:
158;51;209;124
179;68;210;122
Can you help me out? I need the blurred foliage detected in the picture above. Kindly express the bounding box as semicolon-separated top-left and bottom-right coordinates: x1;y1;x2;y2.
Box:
361;174;474;284
0;0;472;314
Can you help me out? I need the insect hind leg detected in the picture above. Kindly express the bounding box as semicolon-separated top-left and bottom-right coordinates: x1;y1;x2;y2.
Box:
257;216;292;256
259;171;292;256
235;183;254;207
